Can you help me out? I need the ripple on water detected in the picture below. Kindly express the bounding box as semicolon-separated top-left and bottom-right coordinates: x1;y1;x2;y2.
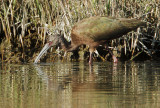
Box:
0;61;160;108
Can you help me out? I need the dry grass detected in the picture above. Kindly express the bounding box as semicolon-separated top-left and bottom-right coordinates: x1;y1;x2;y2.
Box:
0;0;160;63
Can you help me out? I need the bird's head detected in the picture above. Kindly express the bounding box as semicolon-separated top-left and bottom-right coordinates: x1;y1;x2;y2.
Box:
34;33;62;63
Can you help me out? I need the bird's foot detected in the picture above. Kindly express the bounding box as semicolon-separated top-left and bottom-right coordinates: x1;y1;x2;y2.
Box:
112;55;118;63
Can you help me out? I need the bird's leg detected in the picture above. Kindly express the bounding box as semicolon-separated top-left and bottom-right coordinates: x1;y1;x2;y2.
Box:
106;46;118;63
89;48;95;64
112;55;118;63
89;52;93;64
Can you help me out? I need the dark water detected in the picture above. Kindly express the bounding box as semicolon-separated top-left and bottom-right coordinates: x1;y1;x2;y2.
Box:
0;61;160;108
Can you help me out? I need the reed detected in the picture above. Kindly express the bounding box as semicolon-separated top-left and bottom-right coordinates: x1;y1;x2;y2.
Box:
0;0;159;63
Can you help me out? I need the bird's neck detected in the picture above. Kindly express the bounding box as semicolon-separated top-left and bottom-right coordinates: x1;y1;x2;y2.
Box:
59;36;78;52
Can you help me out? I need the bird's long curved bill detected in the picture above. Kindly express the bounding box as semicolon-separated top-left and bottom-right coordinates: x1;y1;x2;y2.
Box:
34;43;51;64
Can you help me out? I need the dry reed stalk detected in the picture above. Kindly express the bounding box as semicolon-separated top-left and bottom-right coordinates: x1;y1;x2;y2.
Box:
0;0;160;62
57;0;71;28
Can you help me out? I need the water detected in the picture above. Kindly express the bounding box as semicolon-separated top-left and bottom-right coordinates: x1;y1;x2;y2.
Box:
0;61;160;108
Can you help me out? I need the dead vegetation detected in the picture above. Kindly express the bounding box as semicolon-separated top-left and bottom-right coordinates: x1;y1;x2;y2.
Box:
0;0;160;63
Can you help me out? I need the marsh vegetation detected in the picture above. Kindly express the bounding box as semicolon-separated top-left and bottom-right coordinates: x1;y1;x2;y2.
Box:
0;0;160;63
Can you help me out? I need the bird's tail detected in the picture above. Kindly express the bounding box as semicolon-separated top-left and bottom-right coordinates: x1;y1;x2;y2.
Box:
119;18;146;30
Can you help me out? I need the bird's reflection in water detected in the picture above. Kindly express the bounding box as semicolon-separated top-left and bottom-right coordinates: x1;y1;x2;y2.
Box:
2;61;160;108
33;62;120;92
34;63;71;91
33;62;99;91
33;61;120;108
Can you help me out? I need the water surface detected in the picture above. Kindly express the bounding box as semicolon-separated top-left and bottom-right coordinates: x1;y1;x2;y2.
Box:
0;61;160;108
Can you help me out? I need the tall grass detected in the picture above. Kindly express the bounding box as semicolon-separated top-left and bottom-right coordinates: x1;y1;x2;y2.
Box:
0;0;160;63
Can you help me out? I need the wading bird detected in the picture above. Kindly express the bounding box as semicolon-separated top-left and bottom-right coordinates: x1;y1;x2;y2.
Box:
34;16;146;64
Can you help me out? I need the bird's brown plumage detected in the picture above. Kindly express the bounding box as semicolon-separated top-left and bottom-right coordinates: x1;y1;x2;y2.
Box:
34;16;146;64
71;16;146;50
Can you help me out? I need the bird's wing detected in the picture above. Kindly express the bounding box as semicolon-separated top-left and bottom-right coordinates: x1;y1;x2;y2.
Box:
72;16;145;42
